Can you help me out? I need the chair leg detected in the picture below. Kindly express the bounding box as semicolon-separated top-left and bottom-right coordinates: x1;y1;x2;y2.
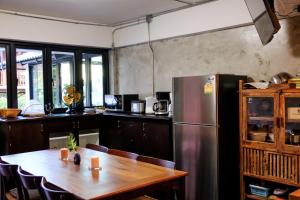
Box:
0;176;3;200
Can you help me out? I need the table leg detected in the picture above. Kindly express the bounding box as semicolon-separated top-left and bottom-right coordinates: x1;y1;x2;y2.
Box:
176;177;186;200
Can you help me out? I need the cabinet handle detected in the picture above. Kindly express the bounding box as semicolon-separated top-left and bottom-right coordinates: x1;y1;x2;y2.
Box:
117;120;120;128
142;122;145;132
73;121;76;129
77;121;80;129
275;117;280;128
280;117;284;128
41;124;44;132
8;125;11;132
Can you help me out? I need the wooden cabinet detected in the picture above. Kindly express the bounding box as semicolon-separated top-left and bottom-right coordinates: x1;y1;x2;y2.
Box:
140;121;171;159
240;81;300;199
101;115;172;160
44;115;101;147
0;121;49;155
0;114;101;155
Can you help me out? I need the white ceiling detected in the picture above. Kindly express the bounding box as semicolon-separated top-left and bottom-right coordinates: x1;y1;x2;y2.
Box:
0;0;211;26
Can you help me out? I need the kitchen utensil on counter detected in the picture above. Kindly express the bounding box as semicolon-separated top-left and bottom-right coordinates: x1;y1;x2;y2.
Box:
249;130;267;142
104;94;138;112
153;100;169;115
0;108;22;118
156;91;170;101
271;72;293;84
289;129;300;145
131;100;145;114
145;96;157;114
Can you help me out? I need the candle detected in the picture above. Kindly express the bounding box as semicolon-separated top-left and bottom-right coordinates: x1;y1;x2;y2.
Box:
60;148;69;160
91;156;99;169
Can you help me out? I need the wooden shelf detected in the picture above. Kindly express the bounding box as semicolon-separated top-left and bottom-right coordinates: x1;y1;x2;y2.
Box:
248;116;274;121
240;80;300;200
286;119;300;123
245;194;267;200
243;173;300;187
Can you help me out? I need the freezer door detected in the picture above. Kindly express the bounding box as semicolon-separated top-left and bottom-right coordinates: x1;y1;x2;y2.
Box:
174;123;218;200
173;75;217;125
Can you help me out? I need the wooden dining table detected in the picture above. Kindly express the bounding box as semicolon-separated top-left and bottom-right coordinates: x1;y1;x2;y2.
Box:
1;148;187;200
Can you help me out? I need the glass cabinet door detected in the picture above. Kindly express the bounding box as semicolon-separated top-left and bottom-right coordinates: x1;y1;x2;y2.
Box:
245;96;276;144
283;96;300;150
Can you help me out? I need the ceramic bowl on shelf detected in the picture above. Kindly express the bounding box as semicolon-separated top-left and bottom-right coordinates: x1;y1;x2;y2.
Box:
0;108;21;118
249;130;267;142
268;133;274;142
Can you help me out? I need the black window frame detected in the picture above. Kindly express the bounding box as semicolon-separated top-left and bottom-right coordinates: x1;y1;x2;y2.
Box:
0;39;109;112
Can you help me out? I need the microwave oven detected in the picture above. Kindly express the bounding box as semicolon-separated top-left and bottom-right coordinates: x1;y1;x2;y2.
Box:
104;94;138;112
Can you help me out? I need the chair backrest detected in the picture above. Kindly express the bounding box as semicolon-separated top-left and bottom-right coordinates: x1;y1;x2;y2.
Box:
108;149;139;160
41;177;78;200
17;166;44;200
86;144;109;153
137;155;175;169
0;161;24;199
17;166;43;190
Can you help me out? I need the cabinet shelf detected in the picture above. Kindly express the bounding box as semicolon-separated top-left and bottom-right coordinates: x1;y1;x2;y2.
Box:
286;119;300;123
245;194;267;200
240;80;300;200
248;116;274;122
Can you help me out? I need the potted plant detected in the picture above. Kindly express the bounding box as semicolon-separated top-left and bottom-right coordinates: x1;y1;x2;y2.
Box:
67;133;81;165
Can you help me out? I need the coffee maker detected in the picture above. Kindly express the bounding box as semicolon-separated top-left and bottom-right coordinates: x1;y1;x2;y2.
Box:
154;92;170;115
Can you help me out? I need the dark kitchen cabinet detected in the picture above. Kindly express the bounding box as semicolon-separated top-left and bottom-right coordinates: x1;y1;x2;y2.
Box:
101;114;172;160
140;121;171;160
43;114;101;147
0;114;101;155
0;121;49;155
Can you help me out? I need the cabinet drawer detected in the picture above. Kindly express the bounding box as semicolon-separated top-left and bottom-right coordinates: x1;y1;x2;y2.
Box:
44;120;74;133
242;148;299;184
265;152;298;183
78;115;100;130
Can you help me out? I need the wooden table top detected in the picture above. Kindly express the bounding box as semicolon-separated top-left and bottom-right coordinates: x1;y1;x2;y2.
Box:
1;148;187;200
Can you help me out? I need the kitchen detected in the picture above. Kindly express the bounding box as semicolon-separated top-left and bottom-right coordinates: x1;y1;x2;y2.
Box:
0;0;300;200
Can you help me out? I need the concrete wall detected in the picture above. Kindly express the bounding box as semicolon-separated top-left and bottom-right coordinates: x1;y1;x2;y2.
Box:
0;13;112;48
112;16;300;99
113;0;252;47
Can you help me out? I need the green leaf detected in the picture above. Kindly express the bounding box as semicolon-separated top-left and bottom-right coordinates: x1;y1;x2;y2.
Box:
67;133;77;151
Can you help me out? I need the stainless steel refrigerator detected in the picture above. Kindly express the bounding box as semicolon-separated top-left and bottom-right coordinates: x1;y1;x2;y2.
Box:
173;74;246;200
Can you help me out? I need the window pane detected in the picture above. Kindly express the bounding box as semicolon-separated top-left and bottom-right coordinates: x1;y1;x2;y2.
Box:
0;47;7;108
82;54;103;107
16;48;43;110
52;51;74;108
91;56;103;106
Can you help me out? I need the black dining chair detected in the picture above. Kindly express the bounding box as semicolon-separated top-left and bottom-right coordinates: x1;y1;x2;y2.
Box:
17;166;44;200
137;155;175;169
85;143;109;153
135;155;176;200
108;149;139;160
40;177;80;200
0;159;23;200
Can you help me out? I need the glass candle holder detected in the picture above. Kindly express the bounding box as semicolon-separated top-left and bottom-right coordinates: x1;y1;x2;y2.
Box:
90;156;99;169
60;148;69;160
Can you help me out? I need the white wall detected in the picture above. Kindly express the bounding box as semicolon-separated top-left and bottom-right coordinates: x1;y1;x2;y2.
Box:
0;13;112;48
114;0;253;47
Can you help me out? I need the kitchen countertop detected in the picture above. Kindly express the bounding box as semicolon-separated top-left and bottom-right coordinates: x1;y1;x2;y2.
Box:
102;111;172;121
0;111;172;123
0;112;101;123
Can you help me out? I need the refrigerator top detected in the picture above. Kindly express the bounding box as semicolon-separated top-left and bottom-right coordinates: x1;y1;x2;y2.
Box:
172;75;217;125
